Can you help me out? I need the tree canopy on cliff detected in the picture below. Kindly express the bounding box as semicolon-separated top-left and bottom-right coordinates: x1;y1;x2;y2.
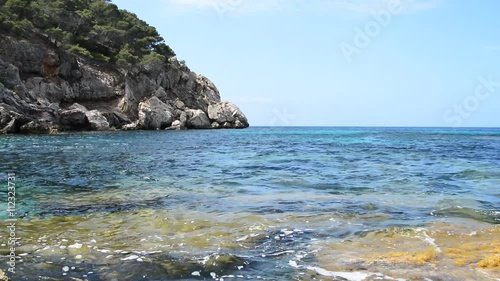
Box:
0;0;175;64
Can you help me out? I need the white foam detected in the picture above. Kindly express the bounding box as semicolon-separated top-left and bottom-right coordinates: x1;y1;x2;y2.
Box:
68;243;83;249
305;266;407;281
266;250;295;257
416;228;442;253
121;254;139;261
236;235;248;242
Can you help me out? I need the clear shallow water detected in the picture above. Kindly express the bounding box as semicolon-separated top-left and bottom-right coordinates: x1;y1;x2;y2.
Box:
0;127;499;280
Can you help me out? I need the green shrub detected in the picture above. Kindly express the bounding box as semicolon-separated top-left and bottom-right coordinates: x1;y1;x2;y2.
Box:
10;18;33;34
91;52;110;63
116;44;139;65
141;52;165;64
66;44;92;57
0;0;177;66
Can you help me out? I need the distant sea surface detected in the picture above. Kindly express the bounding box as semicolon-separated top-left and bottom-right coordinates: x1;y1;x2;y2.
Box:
1;127;499;280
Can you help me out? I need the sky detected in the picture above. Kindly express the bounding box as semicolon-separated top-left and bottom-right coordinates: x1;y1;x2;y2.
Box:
112;0;500;127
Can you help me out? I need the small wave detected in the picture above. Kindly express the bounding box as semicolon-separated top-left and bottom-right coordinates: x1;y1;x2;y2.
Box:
289;262;407;281
431;207;500;224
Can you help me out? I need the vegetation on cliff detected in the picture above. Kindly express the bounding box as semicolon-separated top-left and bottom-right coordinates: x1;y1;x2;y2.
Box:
0;0;175;64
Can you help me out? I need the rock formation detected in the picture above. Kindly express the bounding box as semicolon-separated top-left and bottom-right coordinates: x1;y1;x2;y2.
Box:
0;35;249;134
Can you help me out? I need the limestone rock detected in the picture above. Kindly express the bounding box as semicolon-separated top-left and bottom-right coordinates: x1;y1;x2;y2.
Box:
1;116;31;134
175;99;185;110
19;120;56;134
0;59;21;89
154;87;168;101
103;110;130;129
138;96;175;130
0;269;9;281
0;35;248;133
1;118;17;133
211;122;220;129
235;119;245;128
186;109;210;129
122;121;139;131
208;101;249;128
60;103;89;130
166;120;186;131
179;111;187;126
0;105;12;128
86;110;110;131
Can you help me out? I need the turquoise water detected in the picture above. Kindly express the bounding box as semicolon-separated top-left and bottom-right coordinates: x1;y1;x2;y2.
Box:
0;127;499;280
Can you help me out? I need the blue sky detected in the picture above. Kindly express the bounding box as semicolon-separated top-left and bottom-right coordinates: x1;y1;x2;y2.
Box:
112;0;500;127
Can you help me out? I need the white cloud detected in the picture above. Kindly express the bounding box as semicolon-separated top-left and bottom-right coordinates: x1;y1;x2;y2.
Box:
230;96;274;105
323;0;441;14
164;0;442;16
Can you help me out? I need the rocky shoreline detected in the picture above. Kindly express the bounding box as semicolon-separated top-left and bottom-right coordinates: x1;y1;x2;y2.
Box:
0;34;249;134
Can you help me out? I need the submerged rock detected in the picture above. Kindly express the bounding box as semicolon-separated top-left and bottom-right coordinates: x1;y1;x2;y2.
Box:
432;207;499;224
0;115;31;134
0;269;8;281
204;254;246;274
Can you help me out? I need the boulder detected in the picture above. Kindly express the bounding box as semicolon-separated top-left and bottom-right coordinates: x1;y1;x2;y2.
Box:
103;110;130;129
19;120;56;134
186;109;211;129
0;59;21;89
234;119;246;128
1;116;31;134
166;120;186;131
68;103;88;111
60;103;89;130
179;111;187;125
211;122;220;129
1;118;17;133
0;106;12;128
122;121;139;131
154;87;168;101
0;268;9;281
208;101;249;128
0;83;24;111
174;99;185;110
85;110;110;131
138;96;175;130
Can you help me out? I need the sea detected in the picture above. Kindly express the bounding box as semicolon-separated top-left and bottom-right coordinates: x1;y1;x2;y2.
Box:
0;127;499;281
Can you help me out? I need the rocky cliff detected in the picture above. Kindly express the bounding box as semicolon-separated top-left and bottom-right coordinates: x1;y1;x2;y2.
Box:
0;34;249;134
